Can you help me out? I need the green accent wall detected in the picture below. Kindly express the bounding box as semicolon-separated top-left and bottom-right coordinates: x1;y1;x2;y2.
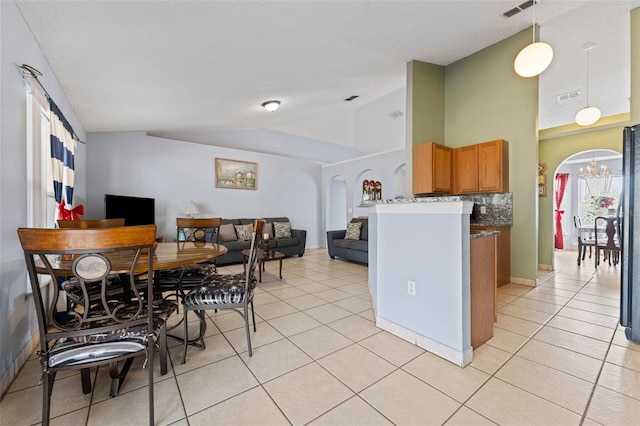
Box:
444;28;539;282
538;127;623;267
537;7;639;269
406;61;445;147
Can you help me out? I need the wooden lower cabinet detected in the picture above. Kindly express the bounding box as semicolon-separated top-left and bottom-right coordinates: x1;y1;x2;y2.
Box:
470;235;496;349
471;225;510;288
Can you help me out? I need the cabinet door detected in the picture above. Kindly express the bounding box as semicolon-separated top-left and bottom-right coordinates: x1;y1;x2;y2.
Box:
454;145;479;194
478;140;508;193
413;142;452;195
432;143;452;192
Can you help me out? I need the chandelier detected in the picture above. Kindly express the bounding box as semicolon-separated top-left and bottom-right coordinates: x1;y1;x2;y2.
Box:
578;156;612;197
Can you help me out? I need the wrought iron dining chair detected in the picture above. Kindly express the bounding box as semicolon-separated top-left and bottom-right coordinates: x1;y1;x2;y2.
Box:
574;216;596;265
18;225;176;426
594;216;621;267
156;218;222;306
181;219;265;363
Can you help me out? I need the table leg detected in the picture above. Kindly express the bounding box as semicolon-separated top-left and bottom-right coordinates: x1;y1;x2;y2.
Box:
242;254;247;274
279;258;283;279
258;260;263;283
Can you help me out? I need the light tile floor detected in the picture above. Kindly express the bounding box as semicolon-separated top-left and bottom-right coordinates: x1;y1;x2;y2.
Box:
2;248;639;425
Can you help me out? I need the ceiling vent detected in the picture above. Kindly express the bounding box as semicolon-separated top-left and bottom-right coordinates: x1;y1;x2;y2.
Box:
344;95;359;101
502;0;535;18
388;110;404;119
557;90;581;102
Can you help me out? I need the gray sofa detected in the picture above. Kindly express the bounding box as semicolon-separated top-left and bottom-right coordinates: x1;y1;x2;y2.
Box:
326;217;368;264
215;217;306;266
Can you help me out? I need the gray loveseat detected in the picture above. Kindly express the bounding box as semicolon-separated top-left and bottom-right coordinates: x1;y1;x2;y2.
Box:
216;217;306;266
326;217;368;264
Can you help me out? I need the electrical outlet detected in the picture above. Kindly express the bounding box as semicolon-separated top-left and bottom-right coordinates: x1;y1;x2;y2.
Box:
407;280;416;296
480;205;487;214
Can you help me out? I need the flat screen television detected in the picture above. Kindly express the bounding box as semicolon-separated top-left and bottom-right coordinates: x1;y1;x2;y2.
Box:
104;194;155;226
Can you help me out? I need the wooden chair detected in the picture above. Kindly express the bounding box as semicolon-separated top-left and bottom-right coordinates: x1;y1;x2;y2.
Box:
574;216;596;265
181;220;264;363
57;218;125;228
18;225;176;426
594;216;621;267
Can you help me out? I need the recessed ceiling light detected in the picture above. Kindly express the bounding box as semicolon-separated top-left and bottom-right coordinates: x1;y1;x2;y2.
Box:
261;100;280;112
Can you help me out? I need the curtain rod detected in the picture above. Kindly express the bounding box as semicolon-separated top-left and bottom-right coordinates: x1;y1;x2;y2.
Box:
19;64;86;144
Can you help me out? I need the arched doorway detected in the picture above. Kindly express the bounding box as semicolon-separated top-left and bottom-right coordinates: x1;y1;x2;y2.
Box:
552;149;622;269
326;176;347;233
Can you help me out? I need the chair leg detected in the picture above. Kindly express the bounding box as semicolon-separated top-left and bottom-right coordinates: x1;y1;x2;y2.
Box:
182;309;189;365
245;304;253;357
577;244;582;265
109;357;134;397
159;324;168;375
147;333;155;426
41;370;56;426
251;300;256;332
81;368;92;394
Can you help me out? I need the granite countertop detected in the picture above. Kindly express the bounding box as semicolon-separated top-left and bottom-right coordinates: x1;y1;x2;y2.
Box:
470;230;500;239
363;194;513;227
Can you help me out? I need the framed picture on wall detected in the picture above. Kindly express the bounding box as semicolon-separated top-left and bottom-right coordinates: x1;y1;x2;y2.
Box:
538;184;547;197
538;174;546;186
215;158;257;190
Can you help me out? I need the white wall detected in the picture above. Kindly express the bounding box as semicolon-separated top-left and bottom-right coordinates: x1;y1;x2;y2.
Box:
355;88;406;154
0;0;86;394
86;132;323;247
321;149;406;241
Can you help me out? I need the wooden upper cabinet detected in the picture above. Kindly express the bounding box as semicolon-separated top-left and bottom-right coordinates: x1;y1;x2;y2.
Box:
453;145;479;194
478;139;509;193
413;142;452;195
454;139;509;194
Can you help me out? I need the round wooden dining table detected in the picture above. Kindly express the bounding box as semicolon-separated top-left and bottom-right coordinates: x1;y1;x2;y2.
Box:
37;241;228;275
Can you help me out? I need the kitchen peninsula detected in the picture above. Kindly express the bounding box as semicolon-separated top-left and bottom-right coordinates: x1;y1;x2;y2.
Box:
367;199;496;367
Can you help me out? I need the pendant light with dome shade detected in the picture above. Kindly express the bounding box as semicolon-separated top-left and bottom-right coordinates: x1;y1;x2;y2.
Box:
514;0;553;78
575;42;601;126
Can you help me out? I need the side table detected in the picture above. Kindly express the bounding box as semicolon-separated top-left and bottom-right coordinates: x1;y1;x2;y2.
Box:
242;248;284;283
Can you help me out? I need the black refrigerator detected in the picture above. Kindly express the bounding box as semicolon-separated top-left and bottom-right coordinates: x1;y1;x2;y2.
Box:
620;124;640;343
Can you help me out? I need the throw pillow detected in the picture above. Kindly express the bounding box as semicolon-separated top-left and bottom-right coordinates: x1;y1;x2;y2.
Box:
344;221;362;240
274;221;292;239
219;223;238;242
234;223;254;241
263;222;274;239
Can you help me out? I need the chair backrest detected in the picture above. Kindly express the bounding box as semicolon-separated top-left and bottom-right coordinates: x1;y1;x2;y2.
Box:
17;225;157;361
57;218;125;228
594;216;619;250
573;216;582;228
244;220;266;286
176;217;221;244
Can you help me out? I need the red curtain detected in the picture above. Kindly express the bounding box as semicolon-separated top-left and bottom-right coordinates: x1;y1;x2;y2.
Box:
554;173;569;249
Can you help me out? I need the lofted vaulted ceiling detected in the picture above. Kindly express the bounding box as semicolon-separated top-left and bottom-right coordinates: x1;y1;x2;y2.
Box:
15;0;639;159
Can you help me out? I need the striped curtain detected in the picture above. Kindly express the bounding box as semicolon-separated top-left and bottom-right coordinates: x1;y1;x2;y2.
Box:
49;99;76;216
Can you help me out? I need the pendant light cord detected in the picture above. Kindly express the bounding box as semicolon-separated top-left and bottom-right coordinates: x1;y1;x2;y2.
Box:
586;48;590;106
532;0;536;44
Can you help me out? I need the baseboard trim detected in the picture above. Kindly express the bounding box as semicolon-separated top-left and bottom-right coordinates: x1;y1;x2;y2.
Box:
1;331;39;399
538;263;553;271
509;276;536;287
376;316;471;367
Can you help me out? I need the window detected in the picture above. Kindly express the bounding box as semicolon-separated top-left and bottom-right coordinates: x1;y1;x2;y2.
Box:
26;81;56;229
577;174;623;224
